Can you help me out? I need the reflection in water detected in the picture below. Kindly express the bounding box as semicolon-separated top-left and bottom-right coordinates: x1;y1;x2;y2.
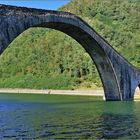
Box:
101;114;136;139
0;94;140;139
99;101;139;139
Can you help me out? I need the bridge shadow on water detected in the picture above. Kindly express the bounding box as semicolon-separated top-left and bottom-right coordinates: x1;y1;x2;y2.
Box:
86;102;140;140
96;101;140;139
100;114;137;139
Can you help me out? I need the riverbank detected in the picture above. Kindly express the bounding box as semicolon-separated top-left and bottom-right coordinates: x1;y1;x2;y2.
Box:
1;88;140;101
0;88;104;96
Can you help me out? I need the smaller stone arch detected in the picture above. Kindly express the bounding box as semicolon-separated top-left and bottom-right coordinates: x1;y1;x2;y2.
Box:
134;83;140;100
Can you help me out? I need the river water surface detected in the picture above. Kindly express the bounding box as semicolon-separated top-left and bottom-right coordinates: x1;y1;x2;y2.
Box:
0;93;140;139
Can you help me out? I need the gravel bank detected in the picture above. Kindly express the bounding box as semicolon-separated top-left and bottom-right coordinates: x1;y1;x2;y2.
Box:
0;88;104;96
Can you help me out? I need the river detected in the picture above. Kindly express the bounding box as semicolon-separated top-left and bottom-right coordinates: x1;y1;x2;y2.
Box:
0;93;140;139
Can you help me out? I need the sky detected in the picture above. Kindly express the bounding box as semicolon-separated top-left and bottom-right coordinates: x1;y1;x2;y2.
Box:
0;0;70;10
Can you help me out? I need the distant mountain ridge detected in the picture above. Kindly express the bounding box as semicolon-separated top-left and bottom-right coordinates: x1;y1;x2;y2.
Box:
0;0;139;89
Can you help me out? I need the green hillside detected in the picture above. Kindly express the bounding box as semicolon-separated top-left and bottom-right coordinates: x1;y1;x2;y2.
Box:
0;0;139;89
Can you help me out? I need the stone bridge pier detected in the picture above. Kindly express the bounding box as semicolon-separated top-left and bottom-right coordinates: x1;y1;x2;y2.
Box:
0;4;140;101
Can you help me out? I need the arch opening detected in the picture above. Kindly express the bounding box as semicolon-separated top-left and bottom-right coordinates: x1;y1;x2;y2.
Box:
134;84;140;101
0;9;122;100
0;27;102;90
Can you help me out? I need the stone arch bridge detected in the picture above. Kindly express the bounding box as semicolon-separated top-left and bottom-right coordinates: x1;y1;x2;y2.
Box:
0;4;140;101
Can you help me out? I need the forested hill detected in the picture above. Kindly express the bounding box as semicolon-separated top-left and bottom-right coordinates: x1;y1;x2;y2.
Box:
0;0;139;89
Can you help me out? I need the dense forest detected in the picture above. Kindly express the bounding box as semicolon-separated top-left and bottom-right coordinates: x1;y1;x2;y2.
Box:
0;0;139;89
